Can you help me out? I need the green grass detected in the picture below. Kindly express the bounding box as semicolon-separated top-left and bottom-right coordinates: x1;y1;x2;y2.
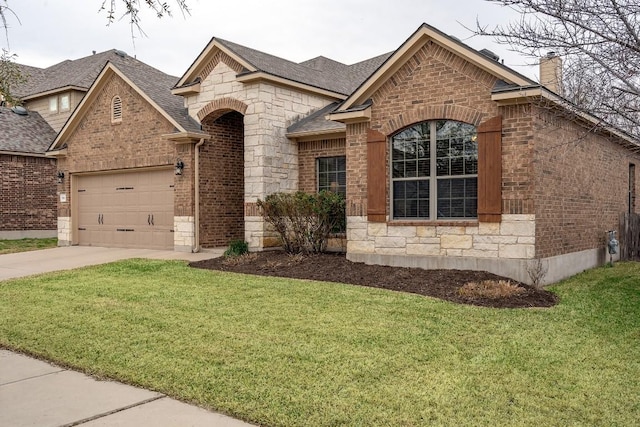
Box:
0;238;57;254
0;260;638;426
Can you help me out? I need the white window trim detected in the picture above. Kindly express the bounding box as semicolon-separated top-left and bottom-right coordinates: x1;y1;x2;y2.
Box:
59;93;70;112
49;96;58;113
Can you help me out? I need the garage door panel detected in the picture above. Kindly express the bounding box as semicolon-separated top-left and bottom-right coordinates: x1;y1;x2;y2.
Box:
77;169;174;250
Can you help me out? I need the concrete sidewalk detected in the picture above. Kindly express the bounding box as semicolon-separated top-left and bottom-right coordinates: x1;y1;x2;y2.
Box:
0;350;255;426
0;246;225;281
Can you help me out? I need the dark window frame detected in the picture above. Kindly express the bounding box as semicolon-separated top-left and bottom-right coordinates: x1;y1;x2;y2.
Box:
317;156;346;196
390;120;478;220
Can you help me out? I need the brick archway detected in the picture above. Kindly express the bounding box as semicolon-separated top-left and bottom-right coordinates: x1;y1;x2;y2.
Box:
380;104;484;136
198;107;245;248
196;97;248;122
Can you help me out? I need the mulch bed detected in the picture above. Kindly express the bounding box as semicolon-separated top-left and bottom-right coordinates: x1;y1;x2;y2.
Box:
190;251;558;308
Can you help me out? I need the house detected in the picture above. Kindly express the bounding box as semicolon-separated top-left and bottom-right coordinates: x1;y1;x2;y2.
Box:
48;23;640;284
0;105;57;238
47;53;203;250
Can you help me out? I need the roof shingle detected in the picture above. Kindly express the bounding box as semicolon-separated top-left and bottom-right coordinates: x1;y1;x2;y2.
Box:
0;106;56;154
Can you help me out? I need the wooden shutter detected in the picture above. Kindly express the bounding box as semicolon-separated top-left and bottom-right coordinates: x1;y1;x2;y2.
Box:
477;116;502;223
367;129;387;222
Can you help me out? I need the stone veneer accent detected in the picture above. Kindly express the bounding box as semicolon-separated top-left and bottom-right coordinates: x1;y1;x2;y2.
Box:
347;214;535;260
174;216;195;252
183;57;338;249
57;216;71;246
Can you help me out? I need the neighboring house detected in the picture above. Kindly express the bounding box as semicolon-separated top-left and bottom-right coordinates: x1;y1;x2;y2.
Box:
48;23;640;284
15;50;141;132
0;106;57;239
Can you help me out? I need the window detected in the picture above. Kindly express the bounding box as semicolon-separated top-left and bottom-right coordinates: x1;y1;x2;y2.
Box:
48;93;71;113
49;96;58;113
59;94;70;112
111;96;122;123
317;156;346;196
391;120;477;220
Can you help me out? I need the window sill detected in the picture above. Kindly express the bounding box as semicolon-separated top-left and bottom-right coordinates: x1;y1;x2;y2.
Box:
387;220;479;227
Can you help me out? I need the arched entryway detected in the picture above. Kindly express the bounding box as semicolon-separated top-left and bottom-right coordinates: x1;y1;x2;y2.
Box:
198;109;245;247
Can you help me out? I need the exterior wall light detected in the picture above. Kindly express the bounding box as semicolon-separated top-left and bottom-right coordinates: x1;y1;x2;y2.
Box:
175;159;184;176
57;171;65;184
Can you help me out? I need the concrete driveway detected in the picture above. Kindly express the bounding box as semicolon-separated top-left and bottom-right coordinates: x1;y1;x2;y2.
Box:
0;245;224;281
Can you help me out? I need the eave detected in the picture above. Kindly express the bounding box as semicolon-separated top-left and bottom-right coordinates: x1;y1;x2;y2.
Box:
0;150;49;158
286;129;346;142
338;23;533;113
236;71;346;100
326;105;371;124
21;86;87;101
45;148;67;158
163;131;211;144
171;81;201;96
492;86;640;153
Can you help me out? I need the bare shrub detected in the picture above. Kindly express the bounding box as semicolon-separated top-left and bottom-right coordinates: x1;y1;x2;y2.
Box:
221;252;257;266
526;258;549;289
257;191;345;254
458;280;526;299
286;252;306;265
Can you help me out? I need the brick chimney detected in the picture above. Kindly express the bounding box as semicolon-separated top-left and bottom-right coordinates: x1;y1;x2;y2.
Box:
540;52;563;95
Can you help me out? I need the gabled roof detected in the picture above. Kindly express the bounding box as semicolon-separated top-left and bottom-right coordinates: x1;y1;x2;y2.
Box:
49;61;201;151
0;106;56;155
14;50;143;100
174;37;392;97
332;23;535;114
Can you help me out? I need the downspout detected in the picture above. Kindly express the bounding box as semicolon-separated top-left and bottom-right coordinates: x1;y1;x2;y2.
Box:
193;138;206;253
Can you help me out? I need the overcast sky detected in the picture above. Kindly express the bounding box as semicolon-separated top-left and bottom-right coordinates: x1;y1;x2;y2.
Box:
3;0;539;80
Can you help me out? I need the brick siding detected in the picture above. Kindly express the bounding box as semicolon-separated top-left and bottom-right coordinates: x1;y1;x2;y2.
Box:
350;40;513;221
1;154;57;231
199;111;245;247
298;138;346;193
533;107;640;258
56;72;178;220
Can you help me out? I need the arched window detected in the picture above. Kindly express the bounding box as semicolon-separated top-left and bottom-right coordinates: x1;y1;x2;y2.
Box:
391;120;477;220
111;96;122;123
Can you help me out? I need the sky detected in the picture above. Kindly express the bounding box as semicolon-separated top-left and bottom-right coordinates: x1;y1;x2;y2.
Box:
2;0;539;81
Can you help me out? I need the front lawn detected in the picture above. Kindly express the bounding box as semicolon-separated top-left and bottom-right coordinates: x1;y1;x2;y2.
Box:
0;260;638;426
0;237;57;254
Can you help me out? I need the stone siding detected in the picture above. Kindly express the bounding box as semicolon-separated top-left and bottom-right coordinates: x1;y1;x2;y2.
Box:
347;214;535;260
174;216;194;251
57;216;71;246
183;53;339;248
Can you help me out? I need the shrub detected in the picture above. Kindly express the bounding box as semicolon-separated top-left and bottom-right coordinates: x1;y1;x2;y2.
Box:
224;240;249;257
458;280;526;299
257;190;346;254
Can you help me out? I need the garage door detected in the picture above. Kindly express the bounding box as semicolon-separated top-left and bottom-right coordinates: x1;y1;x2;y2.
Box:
76;169;174;250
